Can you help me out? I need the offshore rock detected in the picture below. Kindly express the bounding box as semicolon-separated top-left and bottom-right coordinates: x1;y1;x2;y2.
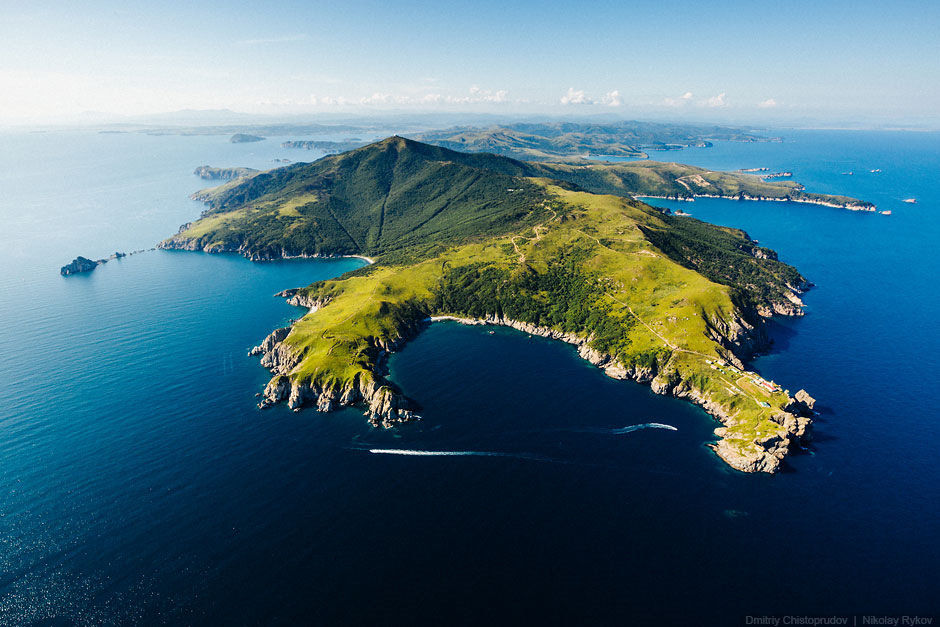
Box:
795;388;817;411
60;256;100;275
60;252;126;276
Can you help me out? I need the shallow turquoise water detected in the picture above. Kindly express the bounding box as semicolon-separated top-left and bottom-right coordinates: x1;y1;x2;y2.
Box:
0;129;937;624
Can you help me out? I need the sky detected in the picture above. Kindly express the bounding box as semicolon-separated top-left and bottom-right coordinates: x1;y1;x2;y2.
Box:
1;0;938;126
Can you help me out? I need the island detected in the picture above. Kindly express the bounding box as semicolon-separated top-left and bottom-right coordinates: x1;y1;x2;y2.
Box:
230;133;265;143
61;252;126;275
193;165;259;180
157;137;836;473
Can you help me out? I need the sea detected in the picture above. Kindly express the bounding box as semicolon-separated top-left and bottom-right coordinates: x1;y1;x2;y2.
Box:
0;128;937;625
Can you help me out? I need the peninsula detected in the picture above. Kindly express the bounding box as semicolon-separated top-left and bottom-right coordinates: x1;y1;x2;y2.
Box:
161;137;826;473
193;165;259;180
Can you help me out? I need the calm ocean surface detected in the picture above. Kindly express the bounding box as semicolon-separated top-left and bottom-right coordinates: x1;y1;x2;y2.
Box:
0;129;937;625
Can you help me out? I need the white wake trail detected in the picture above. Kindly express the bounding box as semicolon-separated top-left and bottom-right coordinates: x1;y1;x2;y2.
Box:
369;449;497;456
366;449;555;463
609;423;678;434
561;422;678;435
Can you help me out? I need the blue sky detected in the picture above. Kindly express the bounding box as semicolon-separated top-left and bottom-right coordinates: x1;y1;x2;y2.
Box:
1;0;938;124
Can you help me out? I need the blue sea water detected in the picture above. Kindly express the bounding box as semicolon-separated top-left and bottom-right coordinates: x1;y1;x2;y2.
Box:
0;128;938;625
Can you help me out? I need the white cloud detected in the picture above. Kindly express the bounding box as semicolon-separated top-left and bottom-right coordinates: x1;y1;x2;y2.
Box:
601;90;622;106
309;94;349;106
758;98;777;108
360;92;393;105
444;86;509;104
663;91;694;107
560;87;592;105
307;86;510;108
699;92;727;108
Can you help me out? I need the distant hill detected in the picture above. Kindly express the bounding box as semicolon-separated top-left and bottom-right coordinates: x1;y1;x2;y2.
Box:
411;121;776;161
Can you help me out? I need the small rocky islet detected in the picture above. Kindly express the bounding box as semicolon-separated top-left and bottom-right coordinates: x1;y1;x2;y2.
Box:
60;251;126;275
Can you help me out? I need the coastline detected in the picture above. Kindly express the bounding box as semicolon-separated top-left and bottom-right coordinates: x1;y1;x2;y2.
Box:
426;315;812;473
157;237;376;265
637;193;878;212
252;304;813;474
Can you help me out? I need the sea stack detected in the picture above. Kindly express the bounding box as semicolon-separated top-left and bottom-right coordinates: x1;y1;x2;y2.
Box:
60;256;100;275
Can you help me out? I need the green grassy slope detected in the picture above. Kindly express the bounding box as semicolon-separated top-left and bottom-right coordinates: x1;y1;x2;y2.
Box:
167;137;550;258
171;138;872;261
264;184;811;472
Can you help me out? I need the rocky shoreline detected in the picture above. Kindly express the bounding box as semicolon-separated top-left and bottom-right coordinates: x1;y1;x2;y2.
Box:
251;291;421;429
428;316;813;473
250;297;814;474
157;237;374;264
638;193;877;212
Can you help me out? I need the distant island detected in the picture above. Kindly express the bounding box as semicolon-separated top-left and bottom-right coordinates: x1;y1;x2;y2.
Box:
410;121;779;161
193;165;259;180
160;137;830;473
230;133;265;143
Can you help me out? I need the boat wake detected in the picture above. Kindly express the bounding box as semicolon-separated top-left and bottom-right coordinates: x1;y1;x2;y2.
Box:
561;422;678;435
366;448;553;462
370;448;496;456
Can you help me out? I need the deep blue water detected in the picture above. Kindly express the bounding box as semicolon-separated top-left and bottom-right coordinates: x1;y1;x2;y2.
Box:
0;129;938;625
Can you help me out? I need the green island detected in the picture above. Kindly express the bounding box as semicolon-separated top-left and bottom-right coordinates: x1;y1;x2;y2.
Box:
229;133;266;143
411;121;776;161
161;136;835;473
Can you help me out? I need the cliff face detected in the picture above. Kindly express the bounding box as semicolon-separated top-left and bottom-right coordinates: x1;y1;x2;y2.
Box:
157;238;363;263
251;296;421;428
